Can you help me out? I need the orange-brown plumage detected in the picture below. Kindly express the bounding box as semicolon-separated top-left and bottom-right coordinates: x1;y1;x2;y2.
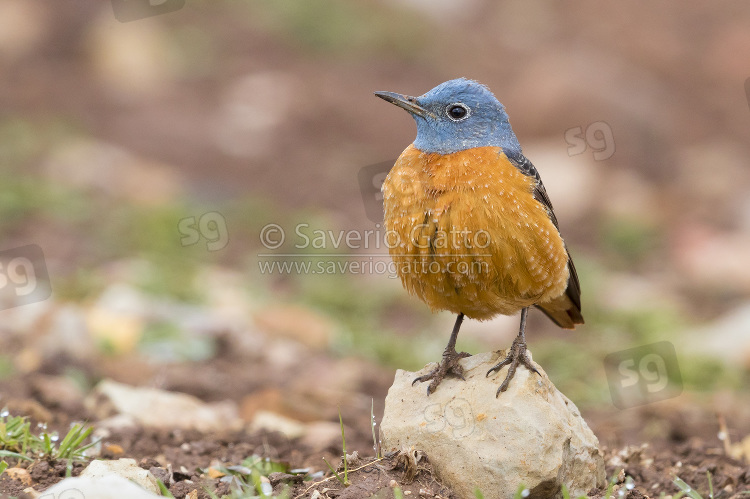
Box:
384;144;571;321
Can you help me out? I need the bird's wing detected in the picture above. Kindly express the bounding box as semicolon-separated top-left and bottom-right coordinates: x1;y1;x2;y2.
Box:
506;151;584;328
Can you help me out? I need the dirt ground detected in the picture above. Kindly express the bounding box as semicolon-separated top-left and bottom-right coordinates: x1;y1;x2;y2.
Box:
1;342;749;498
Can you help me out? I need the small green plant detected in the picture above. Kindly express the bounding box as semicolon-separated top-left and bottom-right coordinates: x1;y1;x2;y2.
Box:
673;475;707;499
204;455;296;498
603;470;623;499
0;460;8;474
0;411;97;463
49;423;96;461
393;487;405;499
474;489;485;499
157;478;175;498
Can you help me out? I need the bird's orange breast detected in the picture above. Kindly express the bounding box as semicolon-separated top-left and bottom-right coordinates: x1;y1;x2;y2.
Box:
382;144;569;320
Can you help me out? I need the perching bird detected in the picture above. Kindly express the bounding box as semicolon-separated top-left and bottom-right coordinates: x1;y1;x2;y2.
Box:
375;78;583;397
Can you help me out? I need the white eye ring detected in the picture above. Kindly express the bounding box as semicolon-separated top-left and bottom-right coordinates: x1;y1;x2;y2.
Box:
445;103;470;121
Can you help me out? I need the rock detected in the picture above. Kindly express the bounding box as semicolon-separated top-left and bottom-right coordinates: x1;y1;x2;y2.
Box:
30;375;85;412
253;304;334;349
22;487;41;499
93;414;139;438
80;459;160;494
30;304;96;364
85;284;148;355
380;351;605;499
85;380;242;432
4;467;32;486
38;474;162;499
249;410;307;439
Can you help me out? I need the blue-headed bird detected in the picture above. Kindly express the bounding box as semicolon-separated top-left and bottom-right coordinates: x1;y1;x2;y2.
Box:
375;78;583;396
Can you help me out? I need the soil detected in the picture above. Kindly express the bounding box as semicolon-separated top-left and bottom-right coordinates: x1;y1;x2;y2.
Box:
1;351;749;499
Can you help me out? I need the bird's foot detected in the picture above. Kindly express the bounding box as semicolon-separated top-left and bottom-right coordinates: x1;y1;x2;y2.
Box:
412;349;471;395
486;336;540;397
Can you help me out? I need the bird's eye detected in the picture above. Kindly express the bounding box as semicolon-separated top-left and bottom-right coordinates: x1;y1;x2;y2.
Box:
446;103;470;121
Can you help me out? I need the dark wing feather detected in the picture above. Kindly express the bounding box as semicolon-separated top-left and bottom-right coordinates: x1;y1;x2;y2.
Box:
506;151;584;328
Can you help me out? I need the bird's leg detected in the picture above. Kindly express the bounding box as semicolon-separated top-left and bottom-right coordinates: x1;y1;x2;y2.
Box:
412;313;471;395
486;307;540;397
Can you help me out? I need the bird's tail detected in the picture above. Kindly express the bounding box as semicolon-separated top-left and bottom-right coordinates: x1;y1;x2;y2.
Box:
535;258;584;329
536;293;584;329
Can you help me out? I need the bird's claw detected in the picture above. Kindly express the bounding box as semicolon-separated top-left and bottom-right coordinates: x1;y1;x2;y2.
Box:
412;350;470;395
486;336;540;397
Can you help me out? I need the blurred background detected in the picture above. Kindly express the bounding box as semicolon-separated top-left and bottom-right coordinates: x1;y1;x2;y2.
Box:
1;0;750;454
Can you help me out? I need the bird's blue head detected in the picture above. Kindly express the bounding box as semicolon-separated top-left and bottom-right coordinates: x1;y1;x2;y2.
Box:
375;78;521;155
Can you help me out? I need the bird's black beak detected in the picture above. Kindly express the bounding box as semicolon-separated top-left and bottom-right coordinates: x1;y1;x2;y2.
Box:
374;91;432;118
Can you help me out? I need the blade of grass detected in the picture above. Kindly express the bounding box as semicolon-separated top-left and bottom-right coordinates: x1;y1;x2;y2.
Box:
42;433;52;455
322;457;346;485
604;470;622;499
674;477;704;499
56;424;96;460
157;479;175;497
0;451;33;462
338;408;348;484
54;424;81;457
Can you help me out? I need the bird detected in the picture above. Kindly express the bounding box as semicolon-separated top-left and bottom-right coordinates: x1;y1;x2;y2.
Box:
374;78;583;397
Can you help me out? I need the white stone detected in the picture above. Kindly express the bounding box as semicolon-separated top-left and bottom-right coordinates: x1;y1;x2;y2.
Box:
80;459;159;493
380;351;605;499
85;380;242;432
39;474;162;499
